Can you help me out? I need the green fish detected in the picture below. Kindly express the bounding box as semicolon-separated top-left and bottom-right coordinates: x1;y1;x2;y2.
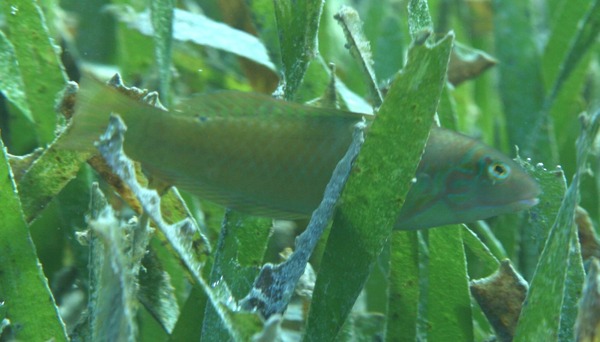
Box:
58;78;540;230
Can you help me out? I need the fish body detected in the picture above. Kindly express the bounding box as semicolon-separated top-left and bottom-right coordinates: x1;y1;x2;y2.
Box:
58;78;540;230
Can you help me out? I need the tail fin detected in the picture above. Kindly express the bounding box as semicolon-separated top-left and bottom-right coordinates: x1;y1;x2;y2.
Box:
56;75;153;152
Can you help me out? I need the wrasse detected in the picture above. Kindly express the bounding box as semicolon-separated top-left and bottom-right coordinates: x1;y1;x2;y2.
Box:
58;78;540;230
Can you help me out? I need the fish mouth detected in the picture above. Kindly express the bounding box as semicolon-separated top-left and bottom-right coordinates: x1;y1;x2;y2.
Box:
520;197;539;206
508;197;540;211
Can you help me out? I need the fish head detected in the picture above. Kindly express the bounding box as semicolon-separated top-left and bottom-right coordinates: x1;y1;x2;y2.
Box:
395;128;541;230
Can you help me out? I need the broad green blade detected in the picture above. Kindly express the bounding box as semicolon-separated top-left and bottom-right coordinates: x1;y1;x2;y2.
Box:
200;211;271;340
0;0;67;145
387;231;419;341
426;226;473;341
514;109;598;341
304;34;454;341
0;31;33;123
274;0;324;99
0;137;68;341
492;0;551;164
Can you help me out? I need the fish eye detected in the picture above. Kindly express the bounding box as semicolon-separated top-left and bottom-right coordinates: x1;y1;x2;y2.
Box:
487;161;511;181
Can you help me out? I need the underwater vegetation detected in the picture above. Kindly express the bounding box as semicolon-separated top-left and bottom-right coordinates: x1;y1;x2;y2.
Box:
1;0;600;341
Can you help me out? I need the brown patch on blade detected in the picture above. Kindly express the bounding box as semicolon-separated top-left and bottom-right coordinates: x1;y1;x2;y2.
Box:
448;44;497;86
470;260;528;342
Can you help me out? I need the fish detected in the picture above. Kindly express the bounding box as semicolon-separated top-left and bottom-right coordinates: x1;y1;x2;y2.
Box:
57;77;541;230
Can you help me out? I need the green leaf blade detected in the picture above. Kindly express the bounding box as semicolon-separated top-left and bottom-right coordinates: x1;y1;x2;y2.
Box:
514;110;600;341
0;138;68;341
0;31;33;123
274;0;324;99
492;0;551;164
387;231;420;341
304;34;454;341
0;0;67;145
151;0;175;104
427;226;473;341
200;211;271;340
